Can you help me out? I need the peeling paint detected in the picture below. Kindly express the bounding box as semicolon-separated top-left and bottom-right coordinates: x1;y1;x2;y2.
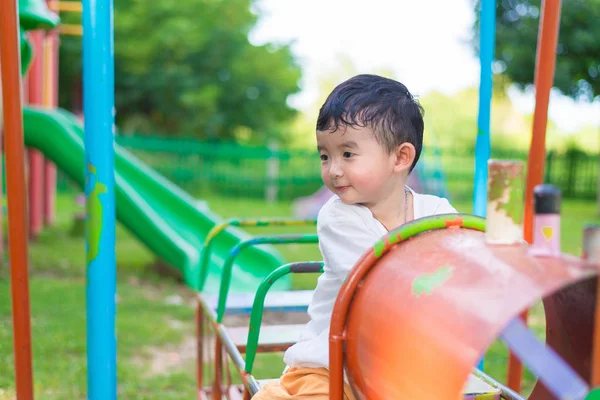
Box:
411;265;454;297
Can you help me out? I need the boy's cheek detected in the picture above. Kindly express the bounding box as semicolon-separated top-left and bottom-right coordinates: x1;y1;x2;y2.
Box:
349;171;379;190
321;172;332;188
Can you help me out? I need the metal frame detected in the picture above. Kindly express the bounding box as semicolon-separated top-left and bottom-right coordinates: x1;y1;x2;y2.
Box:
48;1;83;36
1;3;35;398
196;218;319;399
329;213;486;399
196;261;323;399
199;217;316;291
215;234;318;322
329;212;597;399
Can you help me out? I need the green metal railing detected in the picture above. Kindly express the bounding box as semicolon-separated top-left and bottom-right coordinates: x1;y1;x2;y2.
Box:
244;261;324;374
199;217;317;291
216;234;319;322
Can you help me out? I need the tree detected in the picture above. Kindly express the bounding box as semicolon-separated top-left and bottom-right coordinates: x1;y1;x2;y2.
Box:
472;0;600;101
58;0;302;143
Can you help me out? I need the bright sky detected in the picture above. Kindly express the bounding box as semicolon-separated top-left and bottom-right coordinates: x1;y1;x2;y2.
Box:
250;0;600;133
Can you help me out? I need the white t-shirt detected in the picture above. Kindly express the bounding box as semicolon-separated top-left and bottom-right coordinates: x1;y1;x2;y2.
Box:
283;188;457;370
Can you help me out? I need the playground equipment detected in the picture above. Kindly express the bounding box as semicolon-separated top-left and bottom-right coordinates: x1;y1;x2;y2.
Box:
4;0;600;399
330;207;600;399
473;0;496;218
1;1;37;397
195;0;600;399
195;214;505;399
196;223;322;398
18;0;59;30
21;107;292;293
4;1;314;399
197;162;600;399
20;0;62;240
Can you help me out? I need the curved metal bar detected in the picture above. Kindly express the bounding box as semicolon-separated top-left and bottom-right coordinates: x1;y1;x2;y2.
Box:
198;217;316;290
500;317;588;398
473;369;524;400
216;234;319;322
199;220;234;290
244;261;324;374
328;214;486;400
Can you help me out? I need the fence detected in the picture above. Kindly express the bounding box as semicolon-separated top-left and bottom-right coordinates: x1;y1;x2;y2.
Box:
55;136;324;200
53;135;598;202
438;146;598;202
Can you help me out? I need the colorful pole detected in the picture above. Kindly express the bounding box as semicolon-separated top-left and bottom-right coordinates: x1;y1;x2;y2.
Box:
0;0;35;399
473;0;496;371
0;130;3;263
507;0;562;392
473;0;496;218
42;2;58;226
82;0;116;398
27;30;45;239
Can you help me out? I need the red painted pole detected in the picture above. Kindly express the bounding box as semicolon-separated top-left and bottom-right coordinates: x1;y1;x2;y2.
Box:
0;1;35;399
506;0;562;392
27;31;45;239
43;24;58;226
0;127;3;264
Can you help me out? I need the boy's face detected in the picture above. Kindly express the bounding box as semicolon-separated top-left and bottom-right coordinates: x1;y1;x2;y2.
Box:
317;125;404;207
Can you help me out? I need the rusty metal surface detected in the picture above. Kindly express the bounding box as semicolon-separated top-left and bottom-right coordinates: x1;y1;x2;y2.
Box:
486;160;524;245
529;277;597;399
343;228;598;400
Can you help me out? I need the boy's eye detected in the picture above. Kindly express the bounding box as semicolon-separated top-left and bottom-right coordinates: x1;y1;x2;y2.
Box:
343;152;353;158
320;154;328;161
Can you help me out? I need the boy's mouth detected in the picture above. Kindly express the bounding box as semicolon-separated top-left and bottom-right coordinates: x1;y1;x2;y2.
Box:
335;185;350;192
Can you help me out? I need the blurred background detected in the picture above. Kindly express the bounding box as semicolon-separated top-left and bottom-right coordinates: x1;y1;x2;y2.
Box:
53;0;598;205
1;0;600;398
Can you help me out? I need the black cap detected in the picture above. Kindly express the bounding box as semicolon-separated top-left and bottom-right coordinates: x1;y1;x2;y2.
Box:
534;184;561;214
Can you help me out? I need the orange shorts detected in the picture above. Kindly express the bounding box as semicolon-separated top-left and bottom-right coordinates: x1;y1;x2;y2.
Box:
252;367;356;399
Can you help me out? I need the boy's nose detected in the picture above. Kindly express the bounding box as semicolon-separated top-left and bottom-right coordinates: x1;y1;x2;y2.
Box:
329;163;343;178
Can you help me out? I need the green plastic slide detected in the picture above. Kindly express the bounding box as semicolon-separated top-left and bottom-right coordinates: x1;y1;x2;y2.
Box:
22;106;289;294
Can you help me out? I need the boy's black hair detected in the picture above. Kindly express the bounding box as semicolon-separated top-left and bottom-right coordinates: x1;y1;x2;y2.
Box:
316;74;424;172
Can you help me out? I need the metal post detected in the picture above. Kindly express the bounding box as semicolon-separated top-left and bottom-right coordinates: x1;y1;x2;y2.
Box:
510;0;563;391
473;0;496;218
266;139;279;203
43;0;59;226
27;31;45;239
82;0;116;398
0;0;35;398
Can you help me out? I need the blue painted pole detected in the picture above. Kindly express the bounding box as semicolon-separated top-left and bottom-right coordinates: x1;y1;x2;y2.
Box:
82;0;116;399
474;0;496;372
473;0;496;218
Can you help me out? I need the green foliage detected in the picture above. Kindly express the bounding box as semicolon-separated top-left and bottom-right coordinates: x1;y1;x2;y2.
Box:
471;0;600;101
58;0;302;142
418;86;535;149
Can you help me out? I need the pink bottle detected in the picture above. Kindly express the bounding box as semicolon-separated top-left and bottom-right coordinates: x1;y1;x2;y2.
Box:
529;184;561;257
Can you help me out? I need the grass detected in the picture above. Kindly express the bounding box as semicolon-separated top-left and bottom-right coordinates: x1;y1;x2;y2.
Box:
0;278;198;399
1;195;201;399
0;192;598;399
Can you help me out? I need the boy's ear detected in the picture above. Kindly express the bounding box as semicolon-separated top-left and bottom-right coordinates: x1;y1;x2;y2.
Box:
393;143;416;173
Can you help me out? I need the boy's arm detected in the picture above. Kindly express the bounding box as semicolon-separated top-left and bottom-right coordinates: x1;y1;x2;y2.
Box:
318;209;379;280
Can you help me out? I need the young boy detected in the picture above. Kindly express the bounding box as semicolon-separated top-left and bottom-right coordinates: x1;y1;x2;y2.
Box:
254;74;456;399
